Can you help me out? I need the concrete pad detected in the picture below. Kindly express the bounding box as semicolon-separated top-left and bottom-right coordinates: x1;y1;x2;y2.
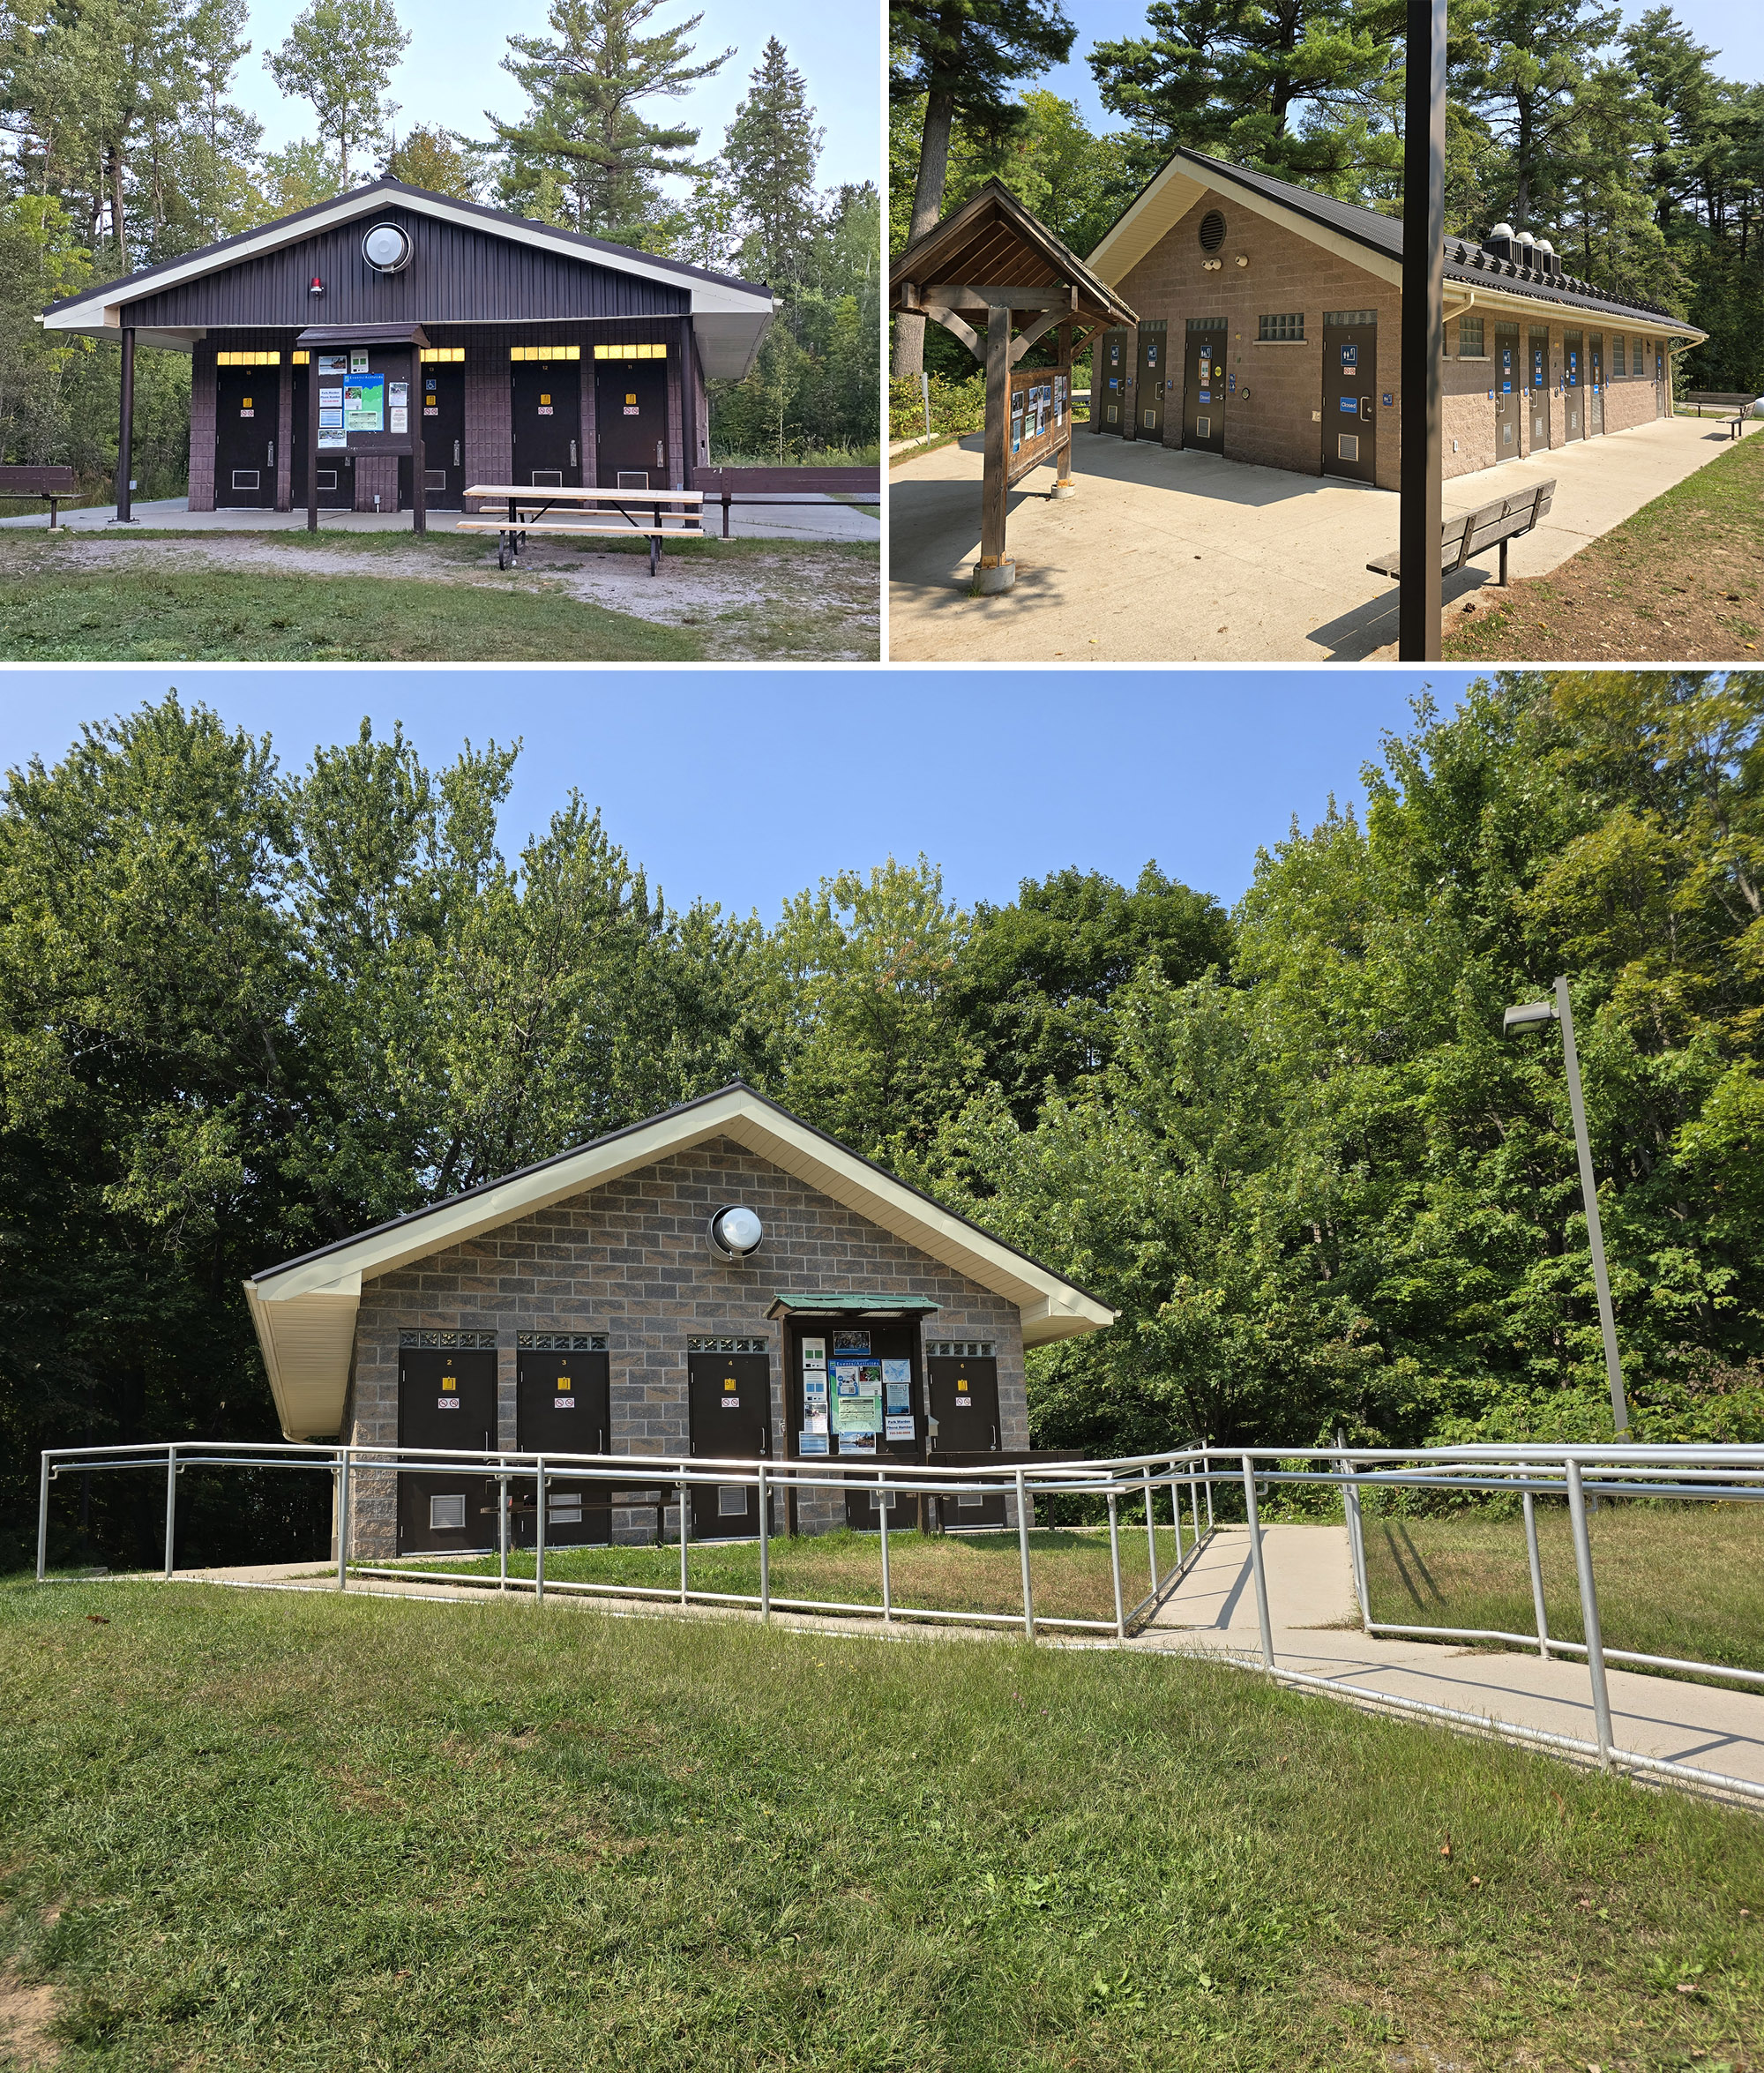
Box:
0;494;877;546
887;415;1749;662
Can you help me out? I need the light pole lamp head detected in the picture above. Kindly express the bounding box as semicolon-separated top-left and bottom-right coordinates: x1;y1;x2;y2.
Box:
1502;999;1558;1036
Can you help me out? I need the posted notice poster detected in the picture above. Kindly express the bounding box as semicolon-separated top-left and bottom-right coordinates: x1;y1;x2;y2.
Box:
832;1329;871;1354
349;349;370;373
318;385;346;449
801;1337;829;1434
318;354;347;374
799;1432;829;1456
839;1432;877;1456
344;376;385;434
833;1354;882;1434
389;380;408;434
882;1358;914;1441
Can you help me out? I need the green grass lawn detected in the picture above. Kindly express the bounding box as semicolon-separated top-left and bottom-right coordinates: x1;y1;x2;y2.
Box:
4;1580;1762;2070
1360;1501;1764;1686
0;566;700;662
379;1524;1173;1628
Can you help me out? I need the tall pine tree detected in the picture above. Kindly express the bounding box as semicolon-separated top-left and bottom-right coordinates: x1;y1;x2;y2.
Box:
723;37;821;297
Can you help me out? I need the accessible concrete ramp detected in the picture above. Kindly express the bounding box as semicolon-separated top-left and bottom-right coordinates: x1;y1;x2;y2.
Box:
888;415;1744;663
1147;1525;1764;1796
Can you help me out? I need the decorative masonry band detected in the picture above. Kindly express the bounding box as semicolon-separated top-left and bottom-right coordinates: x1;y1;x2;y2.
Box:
35;1441;1764;1809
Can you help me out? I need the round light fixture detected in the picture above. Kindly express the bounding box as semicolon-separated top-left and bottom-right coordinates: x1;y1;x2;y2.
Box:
708;1204;764;1259
362;221;413;273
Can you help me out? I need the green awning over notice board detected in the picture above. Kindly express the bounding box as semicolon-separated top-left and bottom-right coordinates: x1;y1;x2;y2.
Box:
766;1292;942;1319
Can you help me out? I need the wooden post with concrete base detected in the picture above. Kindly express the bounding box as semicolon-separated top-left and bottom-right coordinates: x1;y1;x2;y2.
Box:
978;303;1013;594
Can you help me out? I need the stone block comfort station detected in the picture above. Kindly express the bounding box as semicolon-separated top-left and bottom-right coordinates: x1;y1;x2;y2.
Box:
1083;146;1705;491
243;1084;1114;1560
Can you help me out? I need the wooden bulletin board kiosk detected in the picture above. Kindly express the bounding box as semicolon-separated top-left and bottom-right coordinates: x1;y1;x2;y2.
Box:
891;181;1137;595
297;321;429;534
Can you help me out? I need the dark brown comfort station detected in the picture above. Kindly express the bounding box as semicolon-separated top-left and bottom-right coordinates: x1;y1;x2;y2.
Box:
39;177;776;526
243;1085;1114;1560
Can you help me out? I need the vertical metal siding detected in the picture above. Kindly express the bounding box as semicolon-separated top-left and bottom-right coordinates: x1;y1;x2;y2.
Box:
124;209;691;328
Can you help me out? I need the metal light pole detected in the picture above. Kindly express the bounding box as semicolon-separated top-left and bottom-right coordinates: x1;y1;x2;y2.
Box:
1503;977;1628;1433
1398;0;1447;660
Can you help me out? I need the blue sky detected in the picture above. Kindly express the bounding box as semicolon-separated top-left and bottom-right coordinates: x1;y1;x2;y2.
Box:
232;0;878;196
1042;0;1760;138
0;672;1485;917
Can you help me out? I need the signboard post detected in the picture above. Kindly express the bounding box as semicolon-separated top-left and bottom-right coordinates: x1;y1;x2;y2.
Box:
301;326;429;533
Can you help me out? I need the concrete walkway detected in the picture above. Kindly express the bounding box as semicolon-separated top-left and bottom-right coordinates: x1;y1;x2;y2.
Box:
887;414;1748;663
1147;1525;1764;1798
0;494;878;546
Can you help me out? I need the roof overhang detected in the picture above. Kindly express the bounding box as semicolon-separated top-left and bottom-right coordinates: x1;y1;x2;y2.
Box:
244;1084;1115;1439
41;183;777;378
767;1293;943;1317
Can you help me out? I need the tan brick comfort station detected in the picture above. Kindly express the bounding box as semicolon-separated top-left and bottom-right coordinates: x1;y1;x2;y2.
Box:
243;1083;1113;1560
1084;146;1706;491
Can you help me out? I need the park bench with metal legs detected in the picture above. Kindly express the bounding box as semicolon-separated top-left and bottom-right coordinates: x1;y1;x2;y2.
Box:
694;466;880;538
1686;392;1760;440
458;484;706;576
0;464;78;528
1366;477;1556;590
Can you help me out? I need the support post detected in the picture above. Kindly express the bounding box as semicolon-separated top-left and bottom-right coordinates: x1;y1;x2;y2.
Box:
678;1482;689;1606
307;358;321;533
1555;976;1627;1433
37;1454;50;1582
1337;1431;1371;1628
114;327;138;523
1107;1493;1125;1641
1189;1459;1202;1547
1521;1465;1550;1657
1052;323;1075;497
1241;1455;1274;1669
336;1447;351;1590
1397;0;1446;659
759;1464;771;1622
410;345;427;535
1015;1466;1035;1641
920;368;931;442
163;1445;177;1581
1565;1459;1614;1767
534;1461;546;1605
975;301;1014;593
1204;1452;1215;1530
877;1475;891;1624
497;1471;509;1591
1141;1463;1159;1591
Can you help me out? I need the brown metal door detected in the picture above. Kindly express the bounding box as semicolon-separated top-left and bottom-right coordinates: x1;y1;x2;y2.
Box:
1494;325;1521;460
513;1344;611;1546
1321;315;1376;482
1588;333;1604;435
1529;332;1551;450
1563;333;1583;440
511;359;581;486
927;1350;1005;1529
1136;325;1167;440
397;1347;497;1553
1096;329;1127;434
1182;322;1225;453
594;360;668;483
419;364;465;507
688;1348;772;1538
215;367;275;508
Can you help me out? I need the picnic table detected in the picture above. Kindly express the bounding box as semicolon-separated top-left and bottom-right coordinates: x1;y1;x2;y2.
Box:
459;483;706;575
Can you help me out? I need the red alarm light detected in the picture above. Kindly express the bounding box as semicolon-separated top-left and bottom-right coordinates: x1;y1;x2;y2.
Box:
310;275;325;295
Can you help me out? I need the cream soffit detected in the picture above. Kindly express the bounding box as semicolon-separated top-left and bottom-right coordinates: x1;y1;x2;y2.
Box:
244;1084;1116;1439
1088;161;1395;290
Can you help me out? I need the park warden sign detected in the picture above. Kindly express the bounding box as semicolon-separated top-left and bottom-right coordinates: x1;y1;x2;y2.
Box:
243;1082;1114;1558
39;176;776;524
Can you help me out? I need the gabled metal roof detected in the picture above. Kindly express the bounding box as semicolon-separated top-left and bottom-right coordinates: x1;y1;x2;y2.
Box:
891;178;1136;328
244;1081;1115;1439
40;177;779;375
1089;146;1706;339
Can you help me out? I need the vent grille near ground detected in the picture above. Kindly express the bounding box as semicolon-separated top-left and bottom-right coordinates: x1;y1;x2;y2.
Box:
1199;210;1226;251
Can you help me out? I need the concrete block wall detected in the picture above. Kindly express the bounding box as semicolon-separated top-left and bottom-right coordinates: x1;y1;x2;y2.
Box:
462;335;512;513
275;362;294;510
1111;184;1679;493
1115;188;1401;490
341;1135;1026;1559
187;341;217;511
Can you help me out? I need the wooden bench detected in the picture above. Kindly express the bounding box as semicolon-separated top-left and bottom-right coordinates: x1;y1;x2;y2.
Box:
0;464;78;528
459;485;706;576
1366;478;1555;589
1686;392;1760;440
694;466;879;538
